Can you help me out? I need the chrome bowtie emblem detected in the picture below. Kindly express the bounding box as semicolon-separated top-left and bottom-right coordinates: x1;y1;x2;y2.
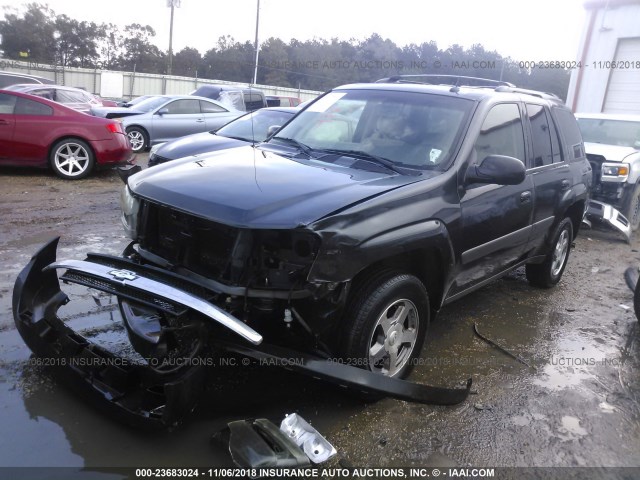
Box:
108;269;138;281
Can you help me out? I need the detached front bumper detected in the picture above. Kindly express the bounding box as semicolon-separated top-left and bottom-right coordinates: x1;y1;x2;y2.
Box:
13;238;472;429
12;238;208;429
586;200;631;242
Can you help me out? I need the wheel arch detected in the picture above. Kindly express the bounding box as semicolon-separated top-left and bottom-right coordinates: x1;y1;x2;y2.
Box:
563;199;586;240
348;246;447;315
48;136;96;170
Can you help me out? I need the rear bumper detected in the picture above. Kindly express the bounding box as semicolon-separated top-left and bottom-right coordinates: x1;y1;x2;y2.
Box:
92;134;134;166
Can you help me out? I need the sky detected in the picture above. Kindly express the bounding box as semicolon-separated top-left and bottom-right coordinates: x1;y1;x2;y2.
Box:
0;0;587;61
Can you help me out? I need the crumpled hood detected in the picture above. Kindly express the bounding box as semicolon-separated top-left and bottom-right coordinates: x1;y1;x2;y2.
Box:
129;146;426;228
585;142;640;162
155;131;246;160
91;106;144;119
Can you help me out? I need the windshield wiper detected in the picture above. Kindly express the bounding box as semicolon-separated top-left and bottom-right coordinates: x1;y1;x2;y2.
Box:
222;134;254;143
316;149;408;175
272;137;314;157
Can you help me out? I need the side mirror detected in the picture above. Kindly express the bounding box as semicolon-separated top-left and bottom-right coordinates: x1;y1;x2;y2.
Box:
466;154;526;185
156;108;169;116
266;125;282;139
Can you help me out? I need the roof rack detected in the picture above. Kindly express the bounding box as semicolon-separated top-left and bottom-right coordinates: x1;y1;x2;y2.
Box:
376;74;515;88
494;85;560;100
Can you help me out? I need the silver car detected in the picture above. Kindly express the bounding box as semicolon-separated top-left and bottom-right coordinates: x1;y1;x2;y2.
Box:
3;84;102;113
92;95;242;153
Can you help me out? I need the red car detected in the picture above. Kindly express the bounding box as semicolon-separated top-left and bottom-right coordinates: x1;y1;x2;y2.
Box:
0;90;133;179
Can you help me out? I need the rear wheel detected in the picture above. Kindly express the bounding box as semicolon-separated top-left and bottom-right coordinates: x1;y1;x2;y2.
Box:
622;183;640;231
340;270;429;379
526;217;573;288
50;138;95;179
126;126;149;153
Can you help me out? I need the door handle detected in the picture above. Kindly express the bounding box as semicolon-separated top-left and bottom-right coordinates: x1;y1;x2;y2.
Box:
0;119;8;125
561;180;571;191
196;119;205;123
520;191;532;203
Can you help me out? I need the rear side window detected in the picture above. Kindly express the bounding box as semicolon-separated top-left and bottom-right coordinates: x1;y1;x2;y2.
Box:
475;103;526;162
14;97;53;116
28;88;55;101
200;100;226;113
552;108;584;161
527;103;553;167
0;93;17;114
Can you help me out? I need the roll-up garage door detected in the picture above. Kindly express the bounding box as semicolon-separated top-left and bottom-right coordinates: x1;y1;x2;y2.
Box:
603;38;640;113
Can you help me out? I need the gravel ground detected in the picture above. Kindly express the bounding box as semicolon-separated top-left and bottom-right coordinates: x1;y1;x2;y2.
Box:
0;157;639;477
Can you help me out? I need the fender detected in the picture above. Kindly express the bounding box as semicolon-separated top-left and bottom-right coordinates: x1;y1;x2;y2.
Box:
307;219;455;286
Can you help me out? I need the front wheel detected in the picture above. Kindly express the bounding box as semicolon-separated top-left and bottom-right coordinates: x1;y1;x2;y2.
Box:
526;217;573;288
340;271;429;379
622;183;640;231
126;126;149;153
50;138;95;179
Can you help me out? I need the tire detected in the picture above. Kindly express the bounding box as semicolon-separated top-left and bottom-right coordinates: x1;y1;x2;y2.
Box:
340;270;429;379
50;138;95;179
622;183;640;231
526;217;573;288
126;126;148;153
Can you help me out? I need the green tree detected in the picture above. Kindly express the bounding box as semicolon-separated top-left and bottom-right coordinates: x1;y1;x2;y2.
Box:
0;3;57;63
173;46;202;77
119;23;165;73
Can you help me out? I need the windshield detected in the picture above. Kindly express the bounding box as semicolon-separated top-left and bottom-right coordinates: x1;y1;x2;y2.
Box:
133;96;170;113
272;89;473;170
217;109;295;142
578;118;640;149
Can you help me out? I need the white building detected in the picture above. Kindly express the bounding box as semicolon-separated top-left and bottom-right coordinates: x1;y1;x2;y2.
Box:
567;0;640;113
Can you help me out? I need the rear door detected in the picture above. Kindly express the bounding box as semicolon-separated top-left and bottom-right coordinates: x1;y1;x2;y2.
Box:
454;102;534;293
0;93;17;161
151;99;205;142
524;103;570;250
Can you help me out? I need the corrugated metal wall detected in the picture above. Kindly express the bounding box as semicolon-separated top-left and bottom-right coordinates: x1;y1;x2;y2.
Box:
0;59;322;101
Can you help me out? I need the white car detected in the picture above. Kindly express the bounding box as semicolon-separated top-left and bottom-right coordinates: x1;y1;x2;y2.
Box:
576;113;640;231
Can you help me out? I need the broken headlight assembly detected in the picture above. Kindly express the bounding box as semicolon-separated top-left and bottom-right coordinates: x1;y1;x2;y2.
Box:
601;163;630;182
120;184;141;240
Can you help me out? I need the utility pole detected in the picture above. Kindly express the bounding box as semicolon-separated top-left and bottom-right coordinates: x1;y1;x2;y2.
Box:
167;0;181;75
252;0;260;84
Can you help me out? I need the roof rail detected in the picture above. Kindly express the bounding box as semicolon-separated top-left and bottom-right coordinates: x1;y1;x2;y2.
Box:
376;74;515;88
494;85;560;100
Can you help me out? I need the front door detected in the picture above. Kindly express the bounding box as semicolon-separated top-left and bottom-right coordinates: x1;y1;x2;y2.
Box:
453;103;534;294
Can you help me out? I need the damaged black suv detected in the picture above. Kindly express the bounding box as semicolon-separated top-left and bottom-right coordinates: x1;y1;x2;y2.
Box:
13;76;591;427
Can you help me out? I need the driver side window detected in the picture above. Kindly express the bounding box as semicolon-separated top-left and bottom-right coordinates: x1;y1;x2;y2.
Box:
475;103;525;162
163;99;200;114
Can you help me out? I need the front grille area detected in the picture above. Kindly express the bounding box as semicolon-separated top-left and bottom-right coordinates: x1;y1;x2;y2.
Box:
139;202;240;283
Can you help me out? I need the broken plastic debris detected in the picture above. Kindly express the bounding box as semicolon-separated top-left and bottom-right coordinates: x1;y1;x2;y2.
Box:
280;413;337;464
619;304;631;310
213;418;310;470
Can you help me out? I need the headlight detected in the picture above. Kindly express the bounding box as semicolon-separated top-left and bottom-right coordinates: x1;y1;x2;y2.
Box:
602;163;629;178
149;143;165;156
120;185;140;240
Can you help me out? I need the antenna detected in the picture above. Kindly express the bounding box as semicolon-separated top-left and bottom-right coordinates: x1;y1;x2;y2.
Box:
166;0;181;75
252;0;261;85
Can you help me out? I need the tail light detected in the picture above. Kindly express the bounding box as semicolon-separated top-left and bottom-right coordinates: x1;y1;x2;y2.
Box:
106;123;123;134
